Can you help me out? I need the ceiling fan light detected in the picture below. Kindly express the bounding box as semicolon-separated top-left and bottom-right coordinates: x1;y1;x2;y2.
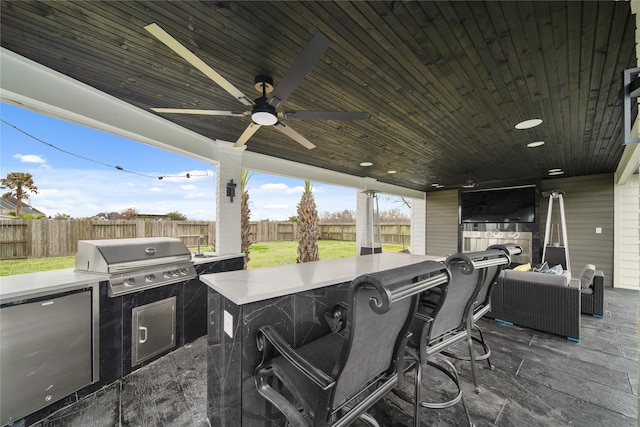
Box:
251;110;278;126
251;98;278;126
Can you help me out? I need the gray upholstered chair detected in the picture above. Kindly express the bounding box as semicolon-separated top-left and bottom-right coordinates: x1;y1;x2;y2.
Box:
254;260;450;427
396;251;501;427
442;244;519;393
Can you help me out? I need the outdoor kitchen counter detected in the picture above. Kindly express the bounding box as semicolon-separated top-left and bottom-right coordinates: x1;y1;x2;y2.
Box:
202;252;445;426
191;252;244;266
200;252;444;305
0;268;108;304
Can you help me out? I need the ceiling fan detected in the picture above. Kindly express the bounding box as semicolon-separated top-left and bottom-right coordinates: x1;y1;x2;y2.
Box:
145;23;368;149
462;171;477;189
431;171;477;190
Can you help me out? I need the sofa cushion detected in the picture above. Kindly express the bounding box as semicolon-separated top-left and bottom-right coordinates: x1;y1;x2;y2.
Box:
579;264;596;290
513;262;531;271
544;264;564;275
503;269;571;286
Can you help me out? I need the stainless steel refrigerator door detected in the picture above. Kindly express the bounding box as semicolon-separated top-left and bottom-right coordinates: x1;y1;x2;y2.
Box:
0;290;93;426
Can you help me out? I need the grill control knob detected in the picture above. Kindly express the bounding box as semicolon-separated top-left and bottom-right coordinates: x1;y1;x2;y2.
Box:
145;274;156;282
164;271;173;279
124;278;135;287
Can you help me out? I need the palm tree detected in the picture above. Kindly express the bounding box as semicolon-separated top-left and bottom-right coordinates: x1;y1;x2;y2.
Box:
1;172;38;216
296;180;319;263
241;170;254;268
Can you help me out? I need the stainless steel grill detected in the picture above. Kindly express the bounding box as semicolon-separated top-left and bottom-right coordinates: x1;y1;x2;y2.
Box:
75;237;196;297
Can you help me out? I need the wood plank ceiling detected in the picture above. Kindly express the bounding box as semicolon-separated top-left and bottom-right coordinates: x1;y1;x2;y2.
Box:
0;1;636;192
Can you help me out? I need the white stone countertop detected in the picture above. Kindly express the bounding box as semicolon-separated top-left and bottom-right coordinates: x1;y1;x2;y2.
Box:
199;252;445;305
0;253;244;304
0;269;108;304
191;252;244;265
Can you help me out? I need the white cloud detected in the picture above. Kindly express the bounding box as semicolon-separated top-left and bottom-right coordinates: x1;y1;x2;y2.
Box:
258;182;304;195
24;167;217;220
259;183;288;191
13;153;47;165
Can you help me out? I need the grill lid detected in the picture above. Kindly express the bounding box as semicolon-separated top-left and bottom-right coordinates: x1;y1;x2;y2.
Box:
75;237;192;273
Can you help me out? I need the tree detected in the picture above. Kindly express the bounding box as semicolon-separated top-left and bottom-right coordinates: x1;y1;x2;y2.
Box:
53;213;71;220
296;181;319;263
319;209;355;223
120;207;138;219
166;211;187;221
1;172;38;216
240;170;254;268
379;208;410;223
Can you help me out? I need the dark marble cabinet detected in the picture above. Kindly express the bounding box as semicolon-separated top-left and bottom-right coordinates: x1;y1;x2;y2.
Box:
206;281;351;426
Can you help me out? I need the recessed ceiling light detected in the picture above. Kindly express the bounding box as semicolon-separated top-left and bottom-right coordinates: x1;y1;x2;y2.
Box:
548;170;565;176
515;119;543;129
548;168;562;173
360;161;373;167
387;170;397;174
527;141;545;148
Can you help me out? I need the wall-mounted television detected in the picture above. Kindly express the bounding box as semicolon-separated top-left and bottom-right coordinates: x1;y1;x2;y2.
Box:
461;186;536;223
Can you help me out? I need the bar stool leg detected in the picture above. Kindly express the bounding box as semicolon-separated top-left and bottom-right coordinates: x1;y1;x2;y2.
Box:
414;360;422;427
466;316;480;394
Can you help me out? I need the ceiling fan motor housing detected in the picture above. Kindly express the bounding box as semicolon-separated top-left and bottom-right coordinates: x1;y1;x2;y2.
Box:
251;96;278;125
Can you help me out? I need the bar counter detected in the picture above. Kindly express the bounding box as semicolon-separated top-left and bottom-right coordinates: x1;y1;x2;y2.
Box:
200;252;443;305
199;252;444;426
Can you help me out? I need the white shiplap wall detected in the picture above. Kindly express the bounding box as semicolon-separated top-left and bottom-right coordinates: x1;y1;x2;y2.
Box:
615;173;639;289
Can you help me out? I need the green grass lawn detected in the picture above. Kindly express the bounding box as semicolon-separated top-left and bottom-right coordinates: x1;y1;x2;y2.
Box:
0;241;408;276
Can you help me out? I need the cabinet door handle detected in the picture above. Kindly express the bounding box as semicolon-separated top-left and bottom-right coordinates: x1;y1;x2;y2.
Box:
139;326;148;344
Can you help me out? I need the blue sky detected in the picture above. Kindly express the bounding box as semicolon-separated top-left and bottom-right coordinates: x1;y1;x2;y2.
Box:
1;103;408;220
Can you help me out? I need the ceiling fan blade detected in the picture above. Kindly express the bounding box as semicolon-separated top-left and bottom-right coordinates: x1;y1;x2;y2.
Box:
280;111;369;121
274;122;316;149
145;23;253;107
234;122;261;147
268;31;331;107
152;108;248;117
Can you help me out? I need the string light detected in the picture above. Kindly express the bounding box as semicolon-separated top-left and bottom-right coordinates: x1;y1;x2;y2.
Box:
1;119;210;180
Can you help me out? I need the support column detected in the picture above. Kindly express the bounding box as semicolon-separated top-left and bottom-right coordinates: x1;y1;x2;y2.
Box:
410;197;427;255
215;143;243;255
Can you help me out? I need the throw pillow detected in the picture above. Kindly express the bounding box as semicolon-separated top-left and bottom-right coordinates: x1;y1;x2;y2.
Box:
513;263;531;272
543;264;563;275
532;261;549;272
579;264;596;289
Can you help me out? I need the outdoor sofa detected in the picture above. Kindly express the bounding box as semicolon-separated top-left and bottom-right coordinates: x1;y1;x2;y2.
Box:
488;265;604;342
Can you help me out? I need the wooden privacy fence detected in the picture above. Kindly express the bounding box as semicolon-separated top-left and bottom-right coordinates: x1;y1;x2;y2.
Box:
0;220;410;259
0;220;216;259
